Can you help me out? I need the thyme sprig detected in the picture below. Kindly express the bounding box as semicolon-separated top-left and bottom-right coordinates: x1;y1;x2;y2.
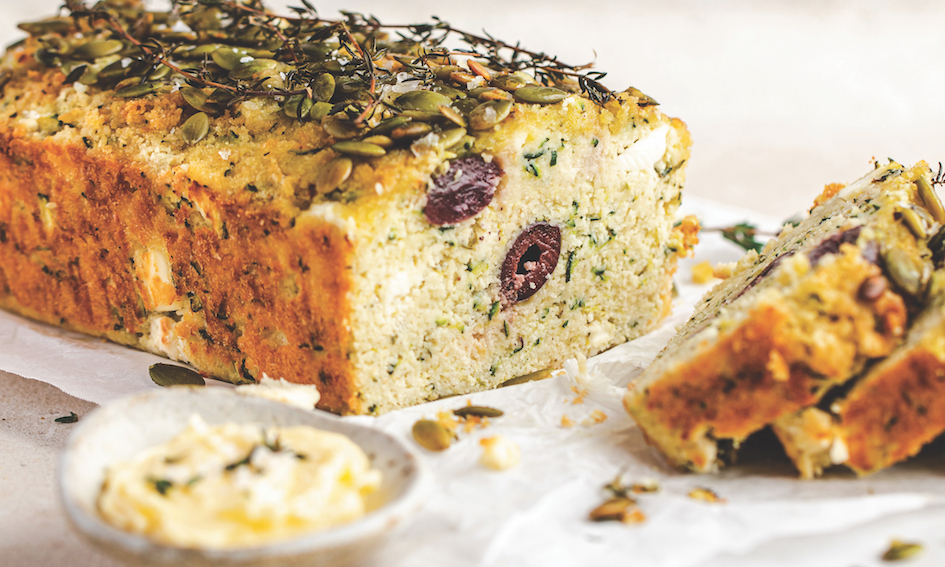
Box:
38;0;615;113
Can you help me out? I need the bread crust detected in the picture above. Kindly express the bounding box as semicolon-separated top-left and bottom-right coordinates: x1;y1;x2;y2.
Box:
0;129;361;413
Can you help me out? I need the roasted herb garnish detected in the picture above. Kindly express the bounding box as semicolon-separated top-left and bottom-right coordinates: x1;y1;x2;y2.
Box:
18;0;622;141
54;411;79;423
719;222;765;253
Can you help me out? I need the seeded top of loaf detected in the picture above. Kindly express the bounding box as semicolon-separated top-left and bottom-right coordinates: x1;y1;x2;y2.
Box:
0;0;668;228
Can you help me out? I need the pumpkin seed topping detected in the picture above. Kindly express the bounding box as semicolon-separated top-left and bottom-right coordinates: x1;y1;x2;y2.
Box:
331;140;386;157
514;86;569;104
881;540;923;562
916;176;945;224
396;90;454;113
412;419;453;451
453;406;504;418
149;363;206;387
469;100;512;130
315;157;352;194
72;39;124;60
114;82;159;98
181;112;210;144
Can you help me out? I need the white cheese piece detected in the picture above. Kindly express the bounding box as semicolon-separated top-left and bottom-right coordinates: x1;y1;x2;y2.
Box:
236;375;321;409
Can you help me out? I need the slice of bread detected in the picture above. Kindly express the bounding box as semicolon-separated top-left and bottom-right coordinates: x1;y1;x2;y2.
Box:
624;162;936;472
774;271;945;477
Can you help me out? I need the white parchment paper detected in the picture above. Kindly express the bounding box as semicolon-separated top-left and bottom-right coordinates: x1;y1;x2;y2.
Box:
2;197;944;567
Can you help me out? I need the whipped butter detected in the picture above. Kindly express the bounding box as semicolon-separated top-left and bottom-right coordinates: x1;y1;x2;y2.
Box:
97;415;381;548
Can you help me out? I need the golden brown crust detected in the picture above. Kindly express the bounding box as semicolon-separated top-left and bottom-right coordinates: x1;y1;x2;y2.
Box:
838;349;945;474
626;248;909;472
0;131;362;413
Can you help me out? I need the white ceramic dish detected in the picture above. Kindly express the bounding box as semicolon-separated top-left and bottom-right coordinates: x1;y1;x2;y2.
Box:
59;387;428;567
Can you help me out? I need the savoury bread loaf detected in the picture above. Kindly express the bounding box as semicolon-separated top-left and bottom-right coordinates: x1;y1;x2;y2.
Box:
0;1;694;414
624;161;938;472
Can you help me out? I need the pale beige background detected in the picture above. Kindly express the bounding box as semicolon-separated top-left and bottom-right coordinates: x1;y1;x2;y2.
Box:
2;1;945;566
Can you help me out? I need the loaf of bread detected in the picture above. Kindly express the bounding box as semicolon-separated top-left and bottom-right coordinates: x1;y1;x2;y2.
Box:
624;162;937;473
0;2;694;414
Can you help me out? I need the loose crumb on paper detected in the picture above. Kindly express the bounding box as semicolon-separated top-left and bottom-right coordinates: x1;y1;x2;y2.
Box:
479;435;520;470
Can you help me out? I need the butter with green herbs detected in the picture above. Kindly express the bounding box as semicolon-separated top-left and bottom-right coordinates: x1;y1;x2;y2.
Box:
97;415;381;548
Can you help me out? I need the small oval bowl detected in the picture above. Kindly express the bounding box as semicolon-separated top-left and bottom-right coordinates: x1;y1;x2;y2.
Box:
59;387;428;567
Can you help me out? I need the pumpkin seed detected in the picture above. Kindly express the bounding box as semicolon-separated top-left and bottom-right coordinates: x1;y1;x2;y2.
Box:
315;157;352;194
397;90;453;113
183;43;226;58
438;105;466;127
181;86;216;113
500;366;553;387
212;47;247;71
284;94;313;120
229;58;281;80
149;363;205;387
916;176;945;224
589;496;643;523
361;135;393;149
881;540;923;562
17;18;73;36
412;419;452;451
390;121;432;141
480;88;513;102
899;207;927;239
447;135;476;154
431;83;467;100
63;64;87;85
491;73;528;92
452;98;480;115
34;48;60;68
301;42;332;60
181;112;210;144
322;115;360;139
0;68;11;91
309;101;333;120
399;110;443;122
433;65;463;81
883;247;928;299
625;86;658;106
450;70;477;85
436;127;467;149
37;116;60;135
207;87;235;105
146;64;171;81
73;40;124;61
97;60;128;83
368;116;411;136
514;85;569;104
467;60;493;80
115;82;159;98
468;99;512;130
332;140;386;157
312;73;336;102
454;406;503;418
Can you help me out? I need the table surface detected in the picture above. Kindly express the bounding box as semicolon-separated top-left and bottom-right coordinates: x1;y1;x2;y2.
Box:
3;1;945;566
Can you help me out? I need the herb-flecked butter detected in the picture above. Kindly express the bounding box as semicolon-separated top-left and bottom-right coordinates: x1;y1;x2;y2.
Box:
97;415;381;548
